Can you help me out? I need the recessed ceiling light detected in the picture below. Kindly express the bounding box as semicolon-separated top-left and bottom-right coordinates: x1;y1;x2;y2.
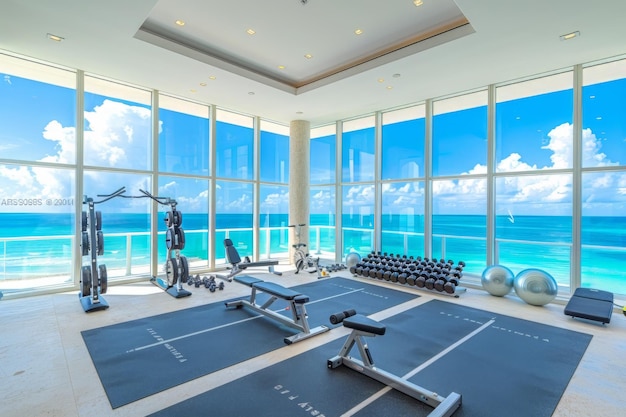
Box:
199;82;207;87
278;65;286;70
304;54;313;59
246;28;256;35
354;29;363;35
413;0;424;6
386;86;393;90
175;20;185;26
46;33;64;42
209;76;216;80
248;91;255;95
378;78;384;83
190;89;197;93
560;31;580;41
393;73;401;78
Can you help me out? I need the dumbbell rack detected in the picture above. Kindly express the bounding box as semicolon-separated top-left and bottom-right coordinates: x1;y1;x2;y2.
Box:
79;186;126;312
141;189;191;298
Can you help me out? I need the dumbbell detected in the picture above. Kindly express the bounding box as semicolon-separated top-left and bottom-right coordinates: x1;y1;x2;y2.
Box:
329;309;357;325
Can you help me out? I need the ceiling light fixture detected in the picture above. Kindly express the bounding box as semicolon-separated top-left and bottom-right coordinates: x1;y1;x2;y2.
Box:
413;0;424;6
560;31;580;41
46;33;64;42
278;65;286;70
209;76;216;80
354;29;363;35
175;20;185;26
378;78;384;83
246;28;256;35
304;54;313;59
199;82;207;87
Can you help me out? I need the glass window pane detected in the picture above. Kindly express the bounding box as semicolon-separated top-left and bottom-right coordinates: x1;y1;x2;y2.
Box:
381;181;425;257
215;109;254;180
342;116;375;182
310;125;336;184
342;184;374;257
0;164;75;293
156;176;209;270
0;53;77;164
310;186;336;262
84;76;152;170
158;95;209;175
582;59;626;167
495;174;572;288
82;171;152;279
259;184;289;259
433;91;487;177
381;105;425;180
215;181;253;263
581;171;626;293
260;120;289;183
496;72;573;172
432;177;487;274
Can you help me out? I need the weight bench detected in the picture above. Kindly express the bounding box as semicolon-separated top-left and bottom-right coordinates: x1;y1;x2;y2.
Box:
225;275;329;344
564;287;613;324
328;312;462;417
217;238;282;282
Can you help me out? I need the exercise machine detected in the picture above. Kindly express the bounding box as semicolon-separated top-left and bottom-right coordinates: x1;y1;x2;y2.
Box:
328;311;462;416
217;238;282;281
139;189;191;298
225;275;329;344
79;186;127;312
564;287;614;324
288;223;322;278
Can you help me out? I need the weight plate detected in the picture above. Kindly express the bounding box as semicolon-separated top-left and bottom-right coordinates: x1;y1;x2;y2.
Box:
96;231;104;256
165;258;178;287
81;266;92;297
81;211;87;232
99;264;108;294
179;256;189;283
81;232;90;256
172;210;183;227
95;211;102;231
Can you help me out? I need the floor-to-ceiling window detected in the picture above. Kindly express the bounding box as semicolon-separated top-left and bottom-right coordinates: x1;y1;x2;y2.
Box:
495;72;574;288
259;120;289;260
310;125;337;261
341;116;375;257
0;54;77;294
432;91;488;274
581;58;626;294
215;110;254;263
381;105;426;257
83;75;154;281
157;94;211;272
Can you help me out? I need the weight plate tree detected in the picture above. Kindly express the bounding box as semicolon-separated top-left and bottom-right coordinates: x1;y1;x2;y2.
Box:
139;189;191;299
79;186;126;312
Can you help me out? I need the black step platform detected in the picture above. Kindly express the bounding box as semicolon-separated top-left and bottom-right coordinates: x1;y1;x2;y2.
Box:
564;287;613;324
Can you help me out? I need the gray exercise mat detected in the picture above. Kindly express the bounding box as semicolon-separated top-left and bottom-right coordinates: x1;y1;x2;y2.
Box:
150;299;592;417
81;277;417;408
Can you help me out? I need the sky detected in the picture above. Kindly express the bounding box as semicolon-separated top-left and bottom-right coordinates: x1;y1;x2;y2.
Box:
1;72;625;217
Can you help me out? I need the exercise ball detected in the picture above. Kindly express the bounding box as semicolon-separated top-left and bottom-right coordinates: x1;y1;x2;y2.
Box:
481;265;514;297
345;252;361;269
514;268;558;306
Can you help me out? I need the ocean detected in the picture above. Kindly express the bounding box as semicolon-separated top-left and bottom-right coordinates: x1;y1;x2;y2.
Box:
0;213;624;294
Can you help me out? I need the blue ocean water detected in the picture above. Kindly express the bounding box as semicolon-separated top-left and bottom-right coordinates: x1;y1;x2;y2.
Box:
1;213;625;294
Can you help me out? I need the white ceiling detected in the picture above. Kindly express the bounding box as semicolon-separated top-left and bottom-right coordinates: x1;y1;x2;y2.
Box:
2;0;626;127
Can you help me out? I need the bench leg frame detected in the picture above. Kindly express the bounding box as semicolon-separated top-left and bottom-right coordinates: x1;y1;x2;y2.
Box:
328;329;461;417
225;289;329;344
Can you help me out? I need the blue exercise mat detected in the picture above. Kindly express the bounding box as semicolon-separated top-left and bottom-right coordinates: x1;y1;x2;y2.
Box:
81;277;417;408
150;299;592;417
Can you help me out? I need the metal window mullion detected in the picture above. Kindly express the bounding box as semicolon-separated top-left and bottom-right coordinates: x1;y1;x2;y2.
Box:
335;120;343;262
374;112;382;253
151;91;160;278
424;99;433;259
254;116;260;261
487;84;496;265
74;70;85;289
571;65;583;291
209;105;217;270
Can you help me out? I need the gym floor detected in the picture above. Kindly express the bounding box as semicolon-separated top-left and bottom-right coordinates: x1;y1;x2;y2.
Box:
1;267;624;417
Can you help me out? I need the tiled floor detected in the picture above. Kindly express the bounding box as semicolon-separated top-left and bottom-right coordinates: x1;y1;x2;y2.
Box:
1;267;625;417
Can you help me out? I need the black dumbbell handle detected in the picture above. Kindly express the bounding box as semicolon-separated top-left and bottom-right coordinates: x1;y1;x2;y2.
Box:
329;309;357;325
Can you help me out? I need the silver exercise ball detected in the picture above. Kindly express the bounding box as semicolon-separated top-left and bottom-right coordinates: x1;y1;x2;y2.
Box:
345;252;361;269
513;268;558;306
481;265;515;297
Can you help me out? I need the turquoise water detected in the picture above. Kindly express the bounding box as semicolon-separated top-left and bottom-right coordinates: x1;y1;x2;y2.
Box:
1;213;625;294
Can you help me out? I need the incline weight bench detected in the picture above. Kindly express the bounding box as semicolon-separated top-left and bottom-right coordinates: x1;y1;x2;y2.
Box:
328;312;462;417
217;238;282;282
225;275;329;344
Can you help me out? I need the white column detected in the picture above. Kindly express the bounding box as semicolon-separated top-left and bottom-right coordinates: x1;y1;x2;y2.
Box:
289;120;310;263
